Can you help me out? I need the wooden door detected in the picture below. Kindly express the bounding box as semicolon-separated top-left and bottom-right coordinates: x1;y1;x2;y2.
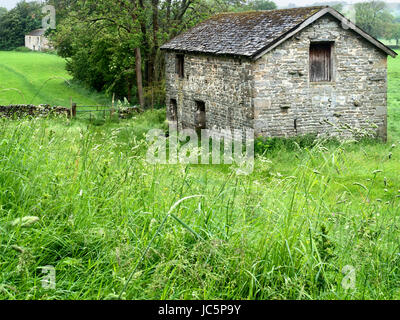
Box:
310;42;332;82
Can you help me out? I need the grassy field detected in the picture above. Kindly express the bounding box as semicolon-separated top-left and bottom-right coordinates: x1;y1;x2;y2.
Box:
0;51;109;106
0;53;399;300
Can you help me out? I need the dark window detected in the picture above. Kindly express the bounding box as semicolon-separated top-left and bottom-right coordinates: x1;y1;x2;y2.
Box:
310;42;333;82
175;54;184;78
170;99;177;121
195;100;206;130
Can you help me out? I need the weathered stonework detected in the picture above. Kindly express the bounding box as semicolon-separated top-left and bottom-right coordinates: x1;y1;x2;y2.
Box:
164;14;390;141
0;104;70;118
252;16;388;140
165;53;254;134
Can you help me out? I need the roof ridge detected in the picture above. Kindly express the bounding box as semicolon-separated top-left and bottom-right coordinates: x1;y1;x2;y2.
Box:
214;6;328;16
161;6;396;59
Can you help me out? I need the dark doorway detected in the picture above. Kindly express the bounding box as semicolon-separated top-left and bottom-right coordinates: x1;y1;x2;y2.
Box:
175;54;184;78
195;100;206;130
170;99;178;122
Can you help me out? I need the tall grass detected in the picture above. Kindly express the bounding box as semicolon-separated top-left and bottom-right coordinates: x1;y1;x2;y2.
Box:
0;109;399;300
0;51;399;300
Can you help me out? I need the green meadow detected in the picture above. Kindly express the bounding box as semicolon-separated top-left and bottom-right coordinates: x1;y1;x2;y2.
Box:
0;51;399;300
0;51;108;106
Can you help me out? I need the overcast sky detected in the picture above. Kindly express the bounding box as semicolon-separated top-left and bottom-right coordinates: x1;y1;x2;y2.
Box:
1;0;400;10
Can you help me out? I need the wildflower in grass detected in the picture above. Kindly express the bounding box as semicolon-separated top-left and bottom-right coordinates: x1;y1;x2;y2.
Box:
9;216;39;228
11;245;25;253
353;182;368;190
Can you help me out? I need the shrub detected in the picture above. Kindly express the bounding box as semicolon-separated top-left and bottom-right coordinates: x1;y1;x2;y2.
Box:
255;134;319;155
13;46;32;52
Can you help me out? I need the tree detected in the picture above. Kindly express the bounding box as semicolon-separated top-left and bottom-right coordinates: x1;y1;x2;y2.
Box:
51;0;272;107
45;0;78;23
354;1;394;39
385;22;400;46
52;0;228;106
0;1;42;50
247;0;276;11
0;7;7;18
331;4;343;13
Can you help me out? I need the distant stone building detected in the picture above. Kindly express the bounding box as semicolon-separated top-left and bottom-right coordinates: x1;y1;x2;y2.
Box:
161;6;397;141
25;29;51;51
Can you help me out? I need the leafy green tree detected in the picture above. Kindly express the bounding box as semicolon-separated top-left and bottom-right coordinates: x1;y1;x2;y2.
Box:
45;0;78;23
355;1;394;39
54;17;138;101
0;7;7;18
52;0;229;106
51;0;276;107
247;0;276;11
331;4;343;13
385;22;400;45
0;1;42;50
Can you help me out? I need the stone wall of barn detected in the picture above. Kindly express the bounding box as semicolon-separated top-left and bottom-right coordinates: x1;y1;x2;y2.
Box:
25;35;51;52
165;52;254;135
253;15;388;140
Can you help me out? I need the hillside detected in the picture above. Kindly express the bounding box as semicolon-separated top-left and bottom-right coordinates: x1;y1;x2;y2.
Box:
0;51;109;107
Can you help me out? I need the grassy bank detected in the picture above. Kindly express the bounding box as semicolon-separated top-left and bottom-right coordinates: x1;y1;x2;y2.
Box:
0;51;108;106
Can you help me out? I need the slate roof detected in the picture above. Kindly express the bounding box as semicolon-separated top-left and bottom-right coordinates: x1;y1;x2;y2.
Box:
161;6;397;59
161;7;326;58
27;29;46;37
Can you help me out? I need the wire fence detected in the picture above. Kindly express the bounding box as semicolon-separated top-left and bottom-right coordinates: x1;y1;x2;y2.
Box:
0;101;142;120
71;103;140;120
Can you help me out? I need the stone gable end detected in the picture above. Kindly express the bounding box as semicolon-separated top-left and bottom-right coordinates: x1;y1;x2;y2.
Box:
253;15;388;140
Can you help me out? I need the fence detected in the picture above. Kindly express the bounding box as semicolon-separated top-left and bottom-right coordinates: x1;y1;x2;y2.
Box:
70;102;140;120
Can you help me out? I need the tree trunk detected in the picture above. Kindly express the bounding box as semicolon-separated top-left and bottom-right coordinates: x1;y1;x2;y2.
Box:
137;0;150;86
166;0;171;25
135;47;144;109
151;0;159;83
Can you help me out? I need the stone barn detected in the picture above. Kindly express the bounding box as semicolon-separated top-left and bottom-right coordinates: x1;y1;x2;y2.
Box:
25;29;51;51
161;6;397;141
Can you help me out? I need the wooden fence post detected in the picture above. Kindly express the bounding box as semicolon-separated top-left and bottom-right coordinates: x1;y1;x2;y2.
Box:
72;103;77;118
110;93;115;118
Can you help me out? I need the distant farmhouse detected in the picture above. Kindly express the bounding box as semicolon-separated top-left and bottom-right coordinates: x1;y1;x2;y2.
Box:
161;6;397;141
25;29;51;51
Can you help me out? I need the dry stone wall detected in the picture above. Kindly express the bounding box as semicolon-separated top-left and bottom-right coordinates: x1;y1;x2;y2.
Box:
0;105;70;118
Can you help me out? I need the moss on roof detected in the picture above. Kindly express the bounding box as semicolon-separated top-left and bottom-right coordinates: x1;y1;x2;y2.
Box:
161;6;327;58
26;29;46;37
